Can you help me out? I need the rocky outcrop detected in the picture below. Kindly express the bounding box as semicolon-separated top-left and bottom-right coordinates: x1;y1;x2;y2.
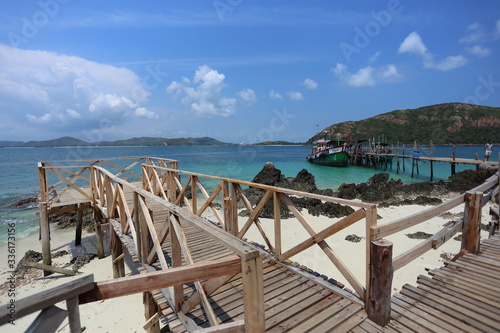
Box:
336;168;496;205
243;163;349;219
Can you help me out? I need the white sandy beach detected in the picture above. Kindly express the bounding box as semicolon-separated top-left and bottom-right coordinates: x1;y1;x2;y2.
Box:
0;197;494;332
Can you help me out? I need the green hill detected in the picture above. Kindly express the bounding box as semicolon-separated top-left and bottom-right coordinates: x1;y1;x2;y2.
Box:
312;103;499;145
23;136;91;147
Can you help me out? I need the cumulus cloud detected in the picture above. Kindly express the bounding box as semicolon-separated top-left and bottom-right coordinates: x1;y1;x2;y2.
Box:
398;32;467;71
268;90;283;100
332;63;400;87
0;43;155;132
398;32;428;56
303;78;318;90
135;107;159;119
238;88;257;104
496;20;500;38
287;91;304;100
331;63;375;87
381;64;400;78
166;65;236;117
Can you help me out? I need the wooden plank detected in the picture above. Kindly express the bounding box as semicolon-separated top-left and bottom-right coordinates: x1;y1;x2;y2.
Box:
192;320;244;333
23;261;77;276
314;304;365;333
416;278;500;317
443;260;500;280
79;257;241;304
0;275;94;325
400;284;498;332
392;293;469;333
392;294;461;332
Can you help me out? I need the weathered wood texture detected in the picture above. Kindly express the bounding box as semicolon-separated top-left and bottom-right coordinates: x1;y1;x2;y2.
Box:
353;232;500;332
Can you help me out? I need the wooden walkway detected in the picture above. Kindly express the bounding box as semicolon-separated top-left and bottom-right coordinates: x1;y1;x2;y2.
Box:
108;184;369;332
54;184;500;332
36;157;499;332
366;232;500;333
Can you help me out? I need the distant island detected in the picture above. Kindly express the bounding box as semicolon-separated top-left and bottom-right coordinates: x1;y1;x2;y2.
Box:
0;136;235;148
1;103;498;148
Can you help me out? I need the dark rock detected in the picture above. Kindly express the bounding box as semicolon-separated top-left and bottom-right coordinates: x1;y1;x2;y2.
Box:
11;196;38;209
71;253;98;272
345;234;364;243
406;231;433;239
251;162;284;186
53;250;69;258
15;250;43;277
337;183;358;200
446;169;497;192
50;207;94;231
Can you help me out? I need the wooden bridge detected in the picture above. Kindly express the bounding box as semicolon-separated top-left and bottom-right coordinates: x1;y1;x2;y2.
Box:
2;157;498;332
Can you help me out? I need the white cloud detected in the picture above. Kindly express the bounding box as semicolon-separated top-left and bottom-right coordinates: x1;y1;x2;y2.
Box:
268;90;283;100
0;43;151;132
468;45;491;58
166;65;236;117
331;63;375;87
398;32;467;71
398;31;428;56
66;109;82;119
287;91;304;100
135;107;159;119
432;55;468;71
495;20;500;39
382;64;400;78
238;88;257;104
303;78;318;90
460;22;487;44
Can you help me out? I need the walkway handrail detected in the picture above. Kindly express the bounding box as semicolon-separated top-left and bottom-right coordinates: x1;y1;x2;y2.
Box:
141;164;377;302
372;171;499;271
90;165;265;332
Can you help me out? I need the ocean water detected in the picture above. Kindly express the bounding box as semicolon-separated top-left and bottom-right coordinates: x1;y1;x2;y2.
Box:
0;145;494;243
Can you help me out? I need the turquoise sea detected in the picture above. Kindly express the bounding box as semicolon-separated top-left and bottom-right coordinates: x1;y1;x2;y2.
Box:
0;145;495;243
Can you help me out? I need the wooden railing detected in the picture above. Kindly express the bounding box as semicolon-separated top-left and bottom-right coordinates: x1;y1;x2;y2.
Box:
371;172;499;270
38;157;178;209
90;165;265;332
141;163;377;303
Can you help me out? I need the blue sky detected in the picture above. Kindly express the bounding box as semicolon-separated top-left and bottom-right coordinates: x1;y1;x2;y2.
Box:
0;1;499;143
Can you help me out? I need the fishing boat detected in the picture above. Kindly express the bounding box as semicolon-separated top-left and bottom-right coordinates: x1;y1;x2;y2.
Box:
306;137;350;167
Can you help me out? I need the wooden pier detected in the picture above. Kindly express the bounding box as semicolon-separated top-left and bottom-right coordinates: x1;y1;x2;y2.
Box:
2;157;498;332
350;143;499;180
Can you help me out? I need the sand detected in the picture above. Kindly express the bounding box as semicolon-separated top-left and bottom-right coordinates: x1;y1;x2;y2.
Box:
0;197;494;332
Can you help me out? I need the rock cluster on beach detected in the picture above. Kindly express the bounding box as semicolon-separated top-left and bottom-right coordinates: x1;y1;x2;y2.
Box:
244;162;497;219
337;168;497;205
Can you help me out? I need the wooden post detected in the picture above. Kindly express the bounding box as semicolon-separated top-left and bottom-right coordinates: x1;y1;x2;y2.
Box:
462;191;483;254
451;144;457;175
170;216;183;312
95;221;105;259
39;202;52;276
66;296;82;333
367;239;393;327
110;227;125;278
241;255;265;332
75;204;83;246
144;292;160;333
430;160;434;182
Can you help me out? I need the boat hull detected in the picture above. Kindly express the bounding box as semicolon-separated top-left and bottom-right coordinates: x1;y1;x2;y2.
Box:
306;151;350;167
